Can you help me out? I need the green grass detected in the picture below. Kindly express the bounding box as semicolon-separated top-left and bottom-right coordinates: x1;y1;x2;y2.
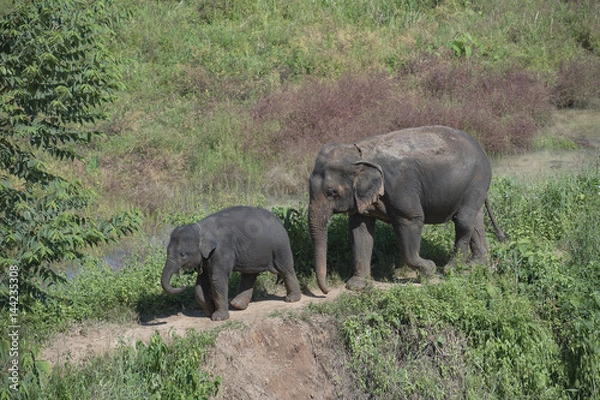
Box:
30;330;220;399
72;0;600;220
3;0;600;398
7;163;598;399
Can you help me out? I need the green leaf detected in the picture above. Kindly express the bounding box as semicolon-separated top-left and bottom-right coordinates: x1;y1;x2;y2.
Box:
0;0;139;311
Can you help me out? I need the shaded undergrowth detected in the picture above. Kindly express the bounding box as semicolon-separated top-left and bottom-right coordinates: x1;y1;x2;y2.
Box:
3;0;600;398
10;162;599;399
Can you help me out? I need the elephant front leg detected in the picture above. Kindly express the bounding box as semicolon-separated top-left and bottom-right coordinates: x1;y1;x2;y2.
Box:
230;273;258;310
347;215;376;291
209;271;231;321
194;273;215;317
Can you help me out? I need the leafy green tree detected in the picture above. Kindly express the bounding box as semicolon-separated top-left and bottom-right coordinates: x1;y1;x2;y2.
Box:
0;0;140;309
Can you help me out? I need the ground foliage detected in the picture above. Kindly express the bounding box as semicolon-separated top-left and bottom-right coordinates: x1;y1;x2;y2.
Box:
1;0;600;398
5;164;597;399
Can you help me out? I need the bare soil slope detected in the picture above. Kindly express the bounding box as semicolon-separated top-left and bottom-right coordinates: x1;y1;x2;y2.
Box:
42;108;600;399
43;287;366;399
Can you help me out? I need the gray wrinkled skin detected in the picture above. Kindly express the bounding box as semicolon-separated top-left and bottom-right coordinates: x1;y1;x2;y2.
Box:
308;125;506;294
161;206;301;321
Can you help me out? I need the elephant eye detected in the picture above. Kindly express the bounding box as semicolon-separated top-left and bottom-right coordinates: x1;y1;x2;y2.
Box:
179;252;188;259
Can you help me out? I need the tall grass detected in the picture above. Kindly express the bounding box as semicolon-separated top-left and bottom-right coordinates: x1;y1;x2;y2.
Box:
9;159;599;399
4;0;600;398
68;0;600;218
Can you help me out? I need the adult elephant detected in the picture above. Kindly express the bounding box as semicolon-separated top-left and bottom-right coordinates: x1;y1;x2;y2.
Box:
308;125;506;294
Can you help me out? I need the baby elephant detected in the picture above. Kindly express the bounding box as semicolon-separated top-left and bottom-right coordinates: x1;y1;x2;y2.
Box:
161;206;302;321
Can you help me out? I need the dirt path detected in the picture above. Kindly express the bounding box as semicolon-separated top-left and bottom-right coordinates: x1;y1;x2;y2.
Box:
42;108;600;399
43;286;350;366
43;285;366;399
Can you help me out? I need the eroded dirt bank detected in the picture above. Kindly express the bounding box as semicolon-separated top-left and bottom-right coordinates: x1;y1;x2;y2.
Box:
43;286;367;399
42;108;600;398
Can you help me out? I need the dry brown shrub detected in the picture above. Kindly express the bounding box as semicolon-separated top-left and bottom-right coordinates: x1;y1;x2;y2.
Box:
253;62;554;159
552;56;600;109
253;71;397;155
415;62;552;153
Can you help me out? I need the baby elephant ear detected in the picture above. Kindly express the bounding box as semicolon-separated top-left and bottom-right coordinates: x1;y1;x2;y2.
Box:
199;232;217;259
353;161;384;214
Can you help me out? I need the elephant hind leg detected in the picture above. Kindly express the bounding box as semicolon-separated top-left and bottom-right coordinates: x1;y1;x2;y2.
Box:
273;248;301;302
449;206;490;272
279;268;302;303
282;273;301;302
230;273;258;310
469;208;490;263
452;202;484;261
393;218;436;277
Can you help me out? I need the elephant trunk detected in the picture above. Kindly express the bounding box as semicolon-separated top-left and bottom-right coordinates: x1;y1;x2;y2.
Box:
309;200;333;294
161;258;186;295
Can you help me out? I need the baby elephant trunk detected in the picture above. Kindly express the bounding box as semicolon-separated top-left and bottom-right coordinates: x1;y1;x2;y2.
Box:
161;259;186;295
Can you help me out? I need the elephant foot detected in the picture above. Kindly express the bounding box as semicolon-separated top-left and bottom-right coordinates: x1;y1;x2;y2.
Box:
230;291;252;310
210;310;230;321
199;303;215;317
195;285;215;317
442;259;457;275
285;291;301;303
346;275;367;291
230;298;250;310
416;260;436;277
196;298;215;317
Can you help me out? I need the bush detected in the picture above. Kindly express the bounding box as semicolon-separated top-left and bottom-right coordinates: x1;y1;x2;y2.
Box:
38;331;220;399
411;62;553;153
253;62;554;158
552;57;600;108
252;71;397;155
322;272;566;399
0;0;140;309
492;165;600;399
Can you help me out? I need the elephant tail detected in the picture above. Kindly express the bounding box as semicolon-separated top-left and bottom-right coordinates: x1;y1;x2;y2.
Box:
485;198;508;242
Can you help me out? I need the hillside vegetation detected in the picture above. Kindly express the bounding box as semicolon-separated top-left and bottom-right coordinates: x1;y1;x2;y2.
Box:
2;0;600;399
68;0;600;218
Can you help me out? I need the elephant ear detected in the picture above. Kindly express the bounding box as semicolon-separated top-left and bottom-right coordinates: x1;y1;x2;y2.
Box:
198;231;217;259
353;161;384;214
